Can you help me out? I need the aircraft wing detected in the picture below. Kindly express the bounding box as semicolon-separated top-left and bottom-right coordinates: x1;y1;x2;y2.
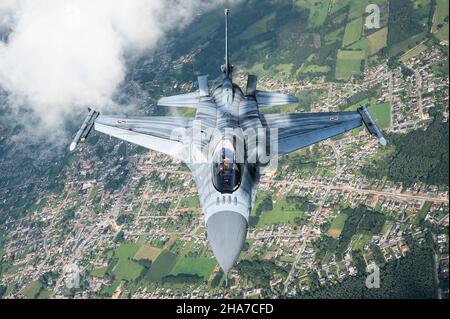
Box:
255;91;298;107
262;111;364;154
93;115;192;160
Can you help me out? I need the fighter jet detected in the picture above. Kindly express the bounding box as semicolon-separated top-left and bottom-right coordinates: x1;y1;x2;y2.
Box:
70;9;386;276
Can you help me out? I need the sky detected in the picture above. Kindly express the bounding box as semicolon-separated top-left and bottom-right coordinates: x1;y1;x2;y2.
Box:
0;0;235;147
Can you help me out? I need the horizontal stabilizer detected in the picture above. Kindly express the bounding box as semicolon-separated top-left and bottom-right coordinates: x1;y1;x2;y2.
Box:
256;91;298;107
157;92;200;108
246;74;257;96
198;75;209;97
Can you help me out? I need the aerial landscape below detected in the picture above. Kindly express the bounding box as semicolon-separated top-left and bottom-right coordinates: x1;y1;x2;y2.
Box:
0;0;448;300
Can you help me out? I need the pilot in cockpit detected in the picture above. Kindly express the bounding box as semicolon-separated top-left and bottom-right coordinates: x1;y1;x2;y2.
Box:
212;139;242;194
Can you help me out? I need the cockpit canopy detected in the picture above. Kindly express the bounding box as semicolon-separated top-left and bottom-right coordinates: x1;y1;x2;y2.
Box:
212;139;242;194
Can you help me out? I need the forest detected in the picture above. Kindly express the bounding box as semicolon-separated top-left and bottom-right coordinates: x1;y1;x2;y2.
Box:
364;114;449;186
387;0;427;48
300;247;437;299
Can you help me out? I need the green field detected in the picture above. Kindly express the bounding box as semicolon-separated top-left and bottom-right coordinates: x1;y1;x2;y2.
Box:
348;0;371;20
337;49;366;60
328;213;348;238
330;0;351;13
114;243;140;260
145;250;178;282
37;288;51;299
416;201;433;224
343;17;363;47
434;24;449;41
389;32;428;57
432;0;449;33
351;233;373;251
301;64;331;74
325;27;344;45
170;257;217;280
100;279;121;297
112;259;143;281
22;280;42;299
110;242;145;281
335;57;362;80
345;102;391;130
133;245;161;261
237;12;275;41
296;0;331;28
91;266;108;278
349;38;369;52
366;102;391;129
367;27;388;55
256;210;306;227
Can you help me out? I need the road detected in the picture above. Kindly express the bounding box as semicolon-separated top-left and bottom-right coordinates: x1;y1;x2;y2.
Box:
294;181;449;204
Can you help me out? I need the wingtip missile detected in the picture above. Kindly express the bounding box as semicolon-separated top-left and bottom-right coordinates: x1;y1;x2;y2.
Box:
69;108;99;152
357;105;387;146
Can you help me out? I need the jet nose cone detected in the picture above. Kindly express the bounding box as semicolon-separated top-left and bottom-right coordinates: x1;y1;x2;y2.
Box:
206;211;248;274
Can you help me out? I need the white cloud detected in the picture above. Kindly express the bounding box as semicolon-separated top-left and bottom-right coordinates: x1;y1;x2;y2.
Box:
0;0;234;145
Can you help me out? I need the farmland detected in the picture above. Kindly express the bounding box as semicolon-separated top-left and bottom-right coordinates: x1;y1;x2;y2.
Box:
367;27;388;55
170;257;217;281
22;281;43;299
295;0;331;28
133;245;162;261
366;102;391;129
112;259;143;281
327;213;348;238
335;50;364;80
343;17;363;47
145;250;178;283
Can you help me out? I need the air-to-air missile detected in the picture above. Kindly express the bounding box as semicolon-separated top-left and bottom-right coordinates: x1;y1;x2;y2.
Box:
358;105;387;146
69;108;99;151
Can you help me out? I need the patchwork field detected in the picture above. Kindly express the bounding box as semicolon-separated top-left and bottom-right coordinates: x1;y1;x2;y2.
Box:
112;259;143;281
432;0;449;33
237;12;275;41
343;17;363;47
145;250;178;282
133;245;161;261
296;0;331;28
114;243;140;260
348;0;371;20
170;257;217;280
335;50;364;80
389;32;428;57
367;27;388;55
325;27;344;45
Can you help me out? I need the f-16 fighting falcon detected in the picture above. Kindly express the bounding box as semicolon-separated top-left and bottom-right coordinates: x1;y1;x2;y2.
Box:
70;9;386;276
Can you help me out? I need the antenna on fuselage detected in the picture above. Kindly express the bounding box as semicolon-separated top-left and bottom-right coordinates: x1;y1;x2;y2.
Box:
222;9;233;79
